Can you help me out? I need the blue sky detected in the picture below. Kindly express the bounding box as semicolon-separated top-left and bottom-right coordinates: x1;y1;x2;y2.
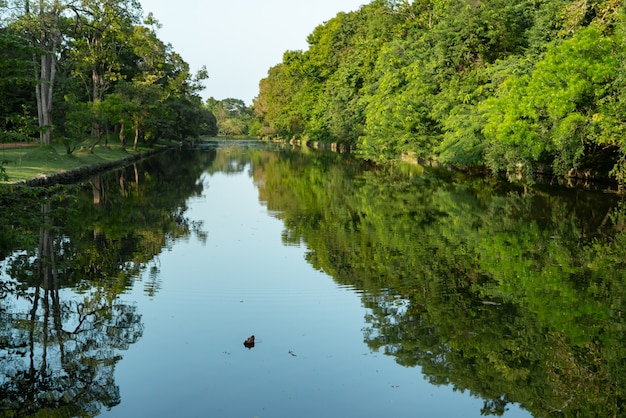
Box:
139;0;366;104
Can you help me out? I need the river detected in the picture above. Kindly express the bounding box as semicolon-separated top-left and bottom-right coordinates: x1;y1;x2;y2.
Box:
0;139;624;417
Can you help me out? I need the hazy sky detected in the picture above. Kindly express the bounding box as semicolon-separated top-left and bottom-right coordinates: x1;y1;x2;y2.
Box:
139;0;367;105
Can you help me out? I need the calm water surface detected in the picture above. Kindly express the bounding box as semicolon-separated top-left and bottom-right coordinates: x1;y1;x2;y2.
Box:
1;140;624;417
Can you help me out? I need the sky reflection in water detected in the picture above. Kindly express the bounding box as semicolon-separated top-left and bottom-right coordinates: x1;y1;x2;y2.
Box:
102;154;530;418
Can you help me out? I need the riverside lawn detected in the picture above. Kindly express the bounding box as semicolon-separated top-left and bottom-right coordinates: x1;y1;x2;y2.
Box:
0;139;186;184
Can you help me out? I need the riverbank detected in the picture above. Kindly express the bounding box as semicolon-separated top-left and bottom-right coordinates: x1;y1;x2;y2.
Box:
273;137;622;193
0;139;189;187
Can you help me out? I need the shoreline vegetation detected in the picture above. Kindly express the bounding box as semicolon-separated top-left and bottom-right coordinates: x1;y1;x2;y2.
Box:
2;136;621;195
1;0;219;181
275;137;622;193
253;0;626;190
3;1;626;193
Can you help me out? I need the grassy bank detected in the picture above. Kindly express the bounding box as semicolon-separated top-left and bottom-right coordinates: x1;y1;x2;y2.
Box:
0;140;182;184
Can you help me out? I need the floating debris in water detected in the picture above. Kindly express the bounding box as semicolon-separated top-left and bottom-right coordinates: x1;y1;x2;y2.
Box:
244;335;255;349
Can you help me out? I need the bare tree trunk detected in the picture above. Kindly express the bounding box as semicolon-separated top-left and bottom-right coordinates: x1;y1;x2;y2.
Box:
32;0;61;145
119;122;127;149
133;122;139;150
37;47;57;145
104;124;110;146
88;131;103;152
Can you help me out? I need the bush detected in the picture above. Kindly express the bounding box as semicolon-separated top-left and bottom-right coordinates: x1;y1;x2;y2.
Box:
0;130;36;144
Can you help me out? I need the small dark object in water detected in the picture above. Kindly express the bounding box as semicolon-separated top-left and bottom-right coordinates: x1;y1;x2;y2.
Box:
244;335;255;349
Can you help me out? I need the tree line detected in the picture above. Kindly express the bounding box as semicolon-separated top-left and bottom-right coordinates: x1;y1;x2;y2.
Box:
0;0;219;152
205;97;260;137
253;0;626;185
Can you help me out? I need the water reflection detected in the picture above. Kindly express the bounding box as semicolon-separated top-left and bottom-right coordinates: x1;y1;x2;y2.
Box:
0;141;625;417
0;148;214;416
0;203;143;415
247;145;626;417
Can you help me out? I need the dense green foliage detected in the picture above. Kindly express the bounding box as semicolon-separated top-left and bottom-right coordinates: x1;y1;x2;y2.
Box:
254;0;626;184
249;146;626;416
205;97;258;137
0;1;217;150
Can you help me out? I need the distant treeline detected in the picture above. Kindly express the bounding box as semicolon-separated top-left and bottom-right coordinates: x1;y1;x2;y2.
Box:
253;0;626;184
205;97;260;137
0;0;218;151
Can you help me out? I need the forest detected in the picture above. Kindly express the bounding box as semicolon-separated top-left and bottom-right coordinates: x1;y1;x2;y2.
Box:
0;0;218;153
254;0;626;185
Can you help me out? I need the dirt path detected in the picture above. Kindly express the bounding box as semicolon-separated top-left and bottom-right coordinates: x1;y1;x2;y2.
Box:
0;142;39;149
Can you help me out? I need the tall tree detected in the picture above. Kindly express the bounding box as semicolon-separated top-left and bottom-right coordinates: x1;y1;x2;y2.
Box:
2;0;215;148
23;0;63;145
67;0;142;103
64;0;141;140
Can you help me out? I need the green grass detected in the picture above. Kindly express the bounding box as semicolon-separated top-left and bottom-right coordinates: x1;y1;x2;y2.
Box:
0;139;179;184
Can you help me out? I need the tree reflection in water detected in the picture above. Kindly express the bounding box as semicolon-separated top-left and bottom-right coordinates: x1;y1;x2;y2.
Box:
3;143;626;416
0;202;143;416
0;148;212;416
251;146;626;417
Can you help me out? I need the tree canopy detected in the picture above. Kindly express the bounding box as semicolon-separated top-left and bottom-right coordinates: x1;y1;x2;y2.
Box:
0;1;217;150
205;97;256;137
254;0;626;185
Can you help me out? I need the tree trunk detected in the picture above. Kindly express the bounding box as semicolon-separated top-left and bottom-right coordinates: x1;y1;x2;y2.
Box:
37;49;57;145
119;123;127;149
133;123;139;150
32;0;61;146
88;131;103;153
